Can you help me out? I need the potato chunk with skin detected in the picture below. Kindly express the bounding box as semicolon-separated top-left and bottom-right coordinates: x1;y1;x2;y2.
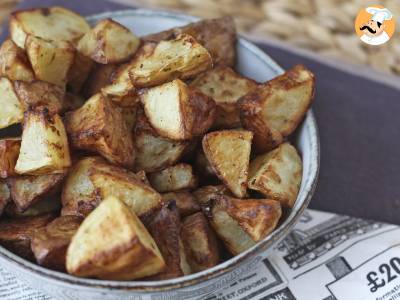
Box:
0;39;35;82
10;7;90;49
162;191;200;217
31;215;82;271
248;143;302;208
65;94;135;168
77;18;140;64
129;34;212;88
7;173;65;211
147;203;191;279
0;180;11;216
0;77;24;129
148;164;198;193
193;185;231;205
66;196;165;280
0;214;55;260
0;138;21;178
238;65;315;152
25;35;75;87
143;16;236;67
207;195;281;255
15;109;71;175
142;79;216;140
202;130;253;198
83;63;117;98
191;66;257;129
5;197;61;218
134;110;189;172
67;52;93;93
182;212;220;272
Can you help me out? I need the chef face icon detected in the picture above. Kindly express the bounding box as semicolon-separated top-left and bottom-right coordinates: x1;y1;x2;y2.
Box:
355;6;395;46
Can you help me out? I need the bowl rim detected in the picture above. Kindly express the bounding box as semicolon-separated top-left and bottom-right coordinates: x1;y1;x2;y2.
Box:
0;8;320;293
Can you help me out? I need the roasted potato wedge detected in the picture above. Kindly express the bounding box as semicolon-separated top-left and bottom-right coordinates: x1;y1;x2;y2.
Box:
202;130;253;198
83;63;117;98
190;66;257;129
182;212;220;272
193;185;231;205
65;93;135;168
207;195;282;255
77;18;140;64
0;77;24;129
148;163;198;193
0;39;35;82
0;138;21;178
0;180;11;216
25;35;75;87
142;79;216;140
143;16;236;67
10;7;90;48
162;191;200;217
147;203;191;279
15;109;71;175
7;173;65;211
66;196;165;280
134;110;189;172
0;214;55;260
14;80;65;113
31;215;82;271
5;196;61;218
129;34;212;88
89;161;162;218
67;52;93;93
248;142;302;208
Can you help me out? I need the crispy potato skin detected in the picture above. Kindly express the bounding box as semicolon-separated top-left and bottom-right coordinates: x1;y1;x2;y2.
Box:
65;94;135;168
162;191;200;217
0;77;24;129
143;16;236;67
31;215;82;271
248;143;302;208
7;173;65;211
0;138;21;178
0;180;11;216
0;214;55;260
15;109;71;175
0;39;35;82
83;63;117;98
66;196;165;280
202;130;253;198
182;212;220;272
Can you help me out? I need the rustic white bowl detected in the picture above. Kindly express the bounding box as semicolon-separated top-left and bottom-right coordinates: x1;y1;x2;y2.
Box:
0;9;320;299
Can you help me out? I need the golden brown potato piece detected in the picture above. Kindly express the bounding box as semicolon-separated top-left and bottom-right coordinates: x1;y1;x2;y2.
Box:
25;35;75;87
0;39;35;82
142;79;216;140
5;196;61;218
162;191;200;217
83;63;117;98
148;163;198;193
7;173;65;211
67;52;93;93
77;18;140;64
143;16;236;67
248;142;302;208
129;34;212;88
0;138;21;178
182;212;220;272
134;110;189;172
238;65;315;152
207;195;281;255
89;161;162;219
65;93;135;168
0;180;11;216
202;130;253;198
10;7;90;48
15;109;71;175
0;214;55;260
13;80;65;113
147;203;191;279
31;215;82;271
66;196;165;280
191;66;257;129
61;156;104;217
193;185;231;205
0;77;24;129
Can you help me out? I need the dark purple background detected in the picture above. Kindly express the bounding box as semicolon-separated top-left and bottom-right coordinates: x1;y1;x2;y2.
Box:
3;0;400;224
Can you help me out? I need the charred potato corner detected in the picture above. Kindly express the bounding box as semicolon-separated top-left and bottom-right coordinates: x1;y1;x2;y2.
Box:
0;6;315;280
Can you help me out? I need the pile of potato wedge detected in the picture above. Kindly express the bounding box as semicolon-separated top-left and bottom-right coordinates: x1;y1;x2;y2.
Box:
0;6;315;280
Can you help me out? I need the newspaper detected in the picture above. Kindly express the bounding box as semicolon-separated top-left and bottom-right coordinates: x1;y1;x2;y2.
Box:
1;208;400;300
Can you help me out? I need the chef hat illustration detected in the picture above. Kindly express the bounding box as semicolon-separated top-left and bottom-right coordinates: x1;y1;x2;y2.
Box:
366;7;393;23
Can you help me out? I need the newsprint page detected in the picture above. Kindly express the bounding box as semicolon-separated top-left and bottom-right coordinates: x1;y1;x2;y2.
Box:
1;209;400;300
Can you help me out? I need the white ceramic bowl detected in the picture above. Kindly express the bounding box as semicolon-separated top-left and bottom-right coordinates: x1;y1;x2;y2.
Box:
0;9;320;299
